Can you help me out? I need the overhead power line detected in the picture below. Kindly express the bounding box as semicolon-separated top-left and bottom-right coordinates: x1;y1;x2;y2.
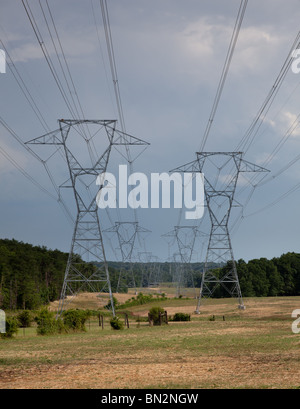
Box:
235;30;300;154
0;39;51;133
199;0;248;152
244;181;300;219
22;0;93;149
22;0;79;121
0;141;56;201
176;0;248;228
0;116;74;224
227;31;300;235
100;0;126;135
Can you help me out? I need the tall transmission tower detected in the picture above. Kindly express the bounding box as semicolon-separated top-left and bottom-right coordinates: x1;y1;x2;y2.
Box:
162;226;202;298
26;119;149;317
171;253;184;297
172;152;269;313
137;252;160;290
105;221;151;293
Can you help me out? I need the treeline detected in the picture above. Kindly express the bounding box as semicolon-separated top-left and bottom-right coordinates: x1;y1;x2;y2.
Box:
237;253;300;297
0;239;124;310
1;238;300;311
113;254;300;298
0;239;68;310
193;253;300;298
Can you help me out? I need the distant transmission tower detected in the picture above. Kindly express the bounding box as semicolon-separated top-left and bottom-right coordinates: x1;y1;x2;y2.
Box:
172;152;269;313
138;252;160;289
163;226;201;298
171;253;184;297
27;119;149;317
105;222;151;293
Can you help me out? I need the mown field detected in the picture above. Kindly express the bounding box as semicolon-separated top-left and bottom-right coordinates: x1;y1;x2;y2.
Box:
0;293;300;389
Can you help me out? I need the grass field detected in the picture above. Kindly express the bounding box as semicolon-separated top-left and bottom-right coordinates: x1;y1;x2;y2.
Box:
1;293;300;389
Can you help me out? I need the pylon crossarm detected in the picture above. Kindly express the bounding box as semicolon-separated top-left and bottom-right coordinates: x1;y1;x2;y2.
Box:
238;159;270;173
25;126;67;145
109;126;150;147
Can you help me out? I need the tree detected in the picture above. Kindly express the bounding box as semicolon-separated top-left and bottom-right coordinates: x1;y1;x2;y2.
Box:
248;259;270;297
17;310;32;328
237;259;255;297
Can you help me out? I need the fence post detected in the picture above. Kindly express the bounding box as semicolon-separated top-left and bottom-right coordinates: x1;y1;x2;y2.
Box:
124;313;129;329
99;314;104;330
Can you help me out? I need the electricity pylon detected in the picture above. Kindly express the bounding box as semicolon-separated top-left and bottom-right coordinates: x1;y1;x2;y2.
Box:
172;152;269;313
105;222;151;293
162;226;202;298
27;119;149;317
137;252;160;289
171;253;184;297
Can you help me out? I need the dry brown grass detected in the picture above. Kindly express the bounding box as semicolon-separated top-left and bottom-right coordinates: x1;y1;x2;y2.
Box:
1;296;300;389
1;352;299;389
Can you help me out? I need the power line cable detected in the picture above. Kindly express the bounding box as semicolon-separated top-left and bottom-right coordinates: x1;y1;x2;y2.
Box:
0;116;74;224
222;31;300;235
199;0;248;152
22;0;83;123
176;1;248;230
235;31;300;154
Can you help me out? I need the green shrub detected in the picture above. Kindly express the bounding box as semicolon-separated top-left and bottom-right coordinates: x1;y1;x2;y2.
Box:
35;308;64;336
148;306;165;325
117;292;168;310
1;317;19;339
110;316;124;330
171;312;191;322
105;296;119;311
17;310;32;328
63;309;89;332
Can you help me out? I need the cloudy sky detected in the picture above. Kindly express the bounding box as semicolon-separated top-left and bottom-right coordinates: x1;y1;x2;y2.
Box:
1;0;300;264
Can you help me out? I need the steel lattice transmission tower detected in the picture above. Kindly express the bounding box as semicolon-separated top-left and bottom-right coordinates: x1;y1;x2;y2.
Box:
162;226;202;298
105;222;151;293
138;252;160;289
27;119;149;317
171;253;184;297
172;152;269;313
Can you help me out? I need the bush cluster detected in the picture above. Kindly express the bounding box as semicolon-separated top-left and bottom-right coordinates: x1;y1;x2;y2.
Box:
62;309;90;332
35;308;64;336
170;312;191;322
148;306;166;326
0;317;19;339
35;308;90;336
110;316;124;330
117;292;167;309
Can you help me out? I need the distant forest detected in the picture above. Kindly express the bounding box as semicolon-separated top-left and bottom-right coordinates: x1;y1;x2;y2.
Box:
0;238;300;310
